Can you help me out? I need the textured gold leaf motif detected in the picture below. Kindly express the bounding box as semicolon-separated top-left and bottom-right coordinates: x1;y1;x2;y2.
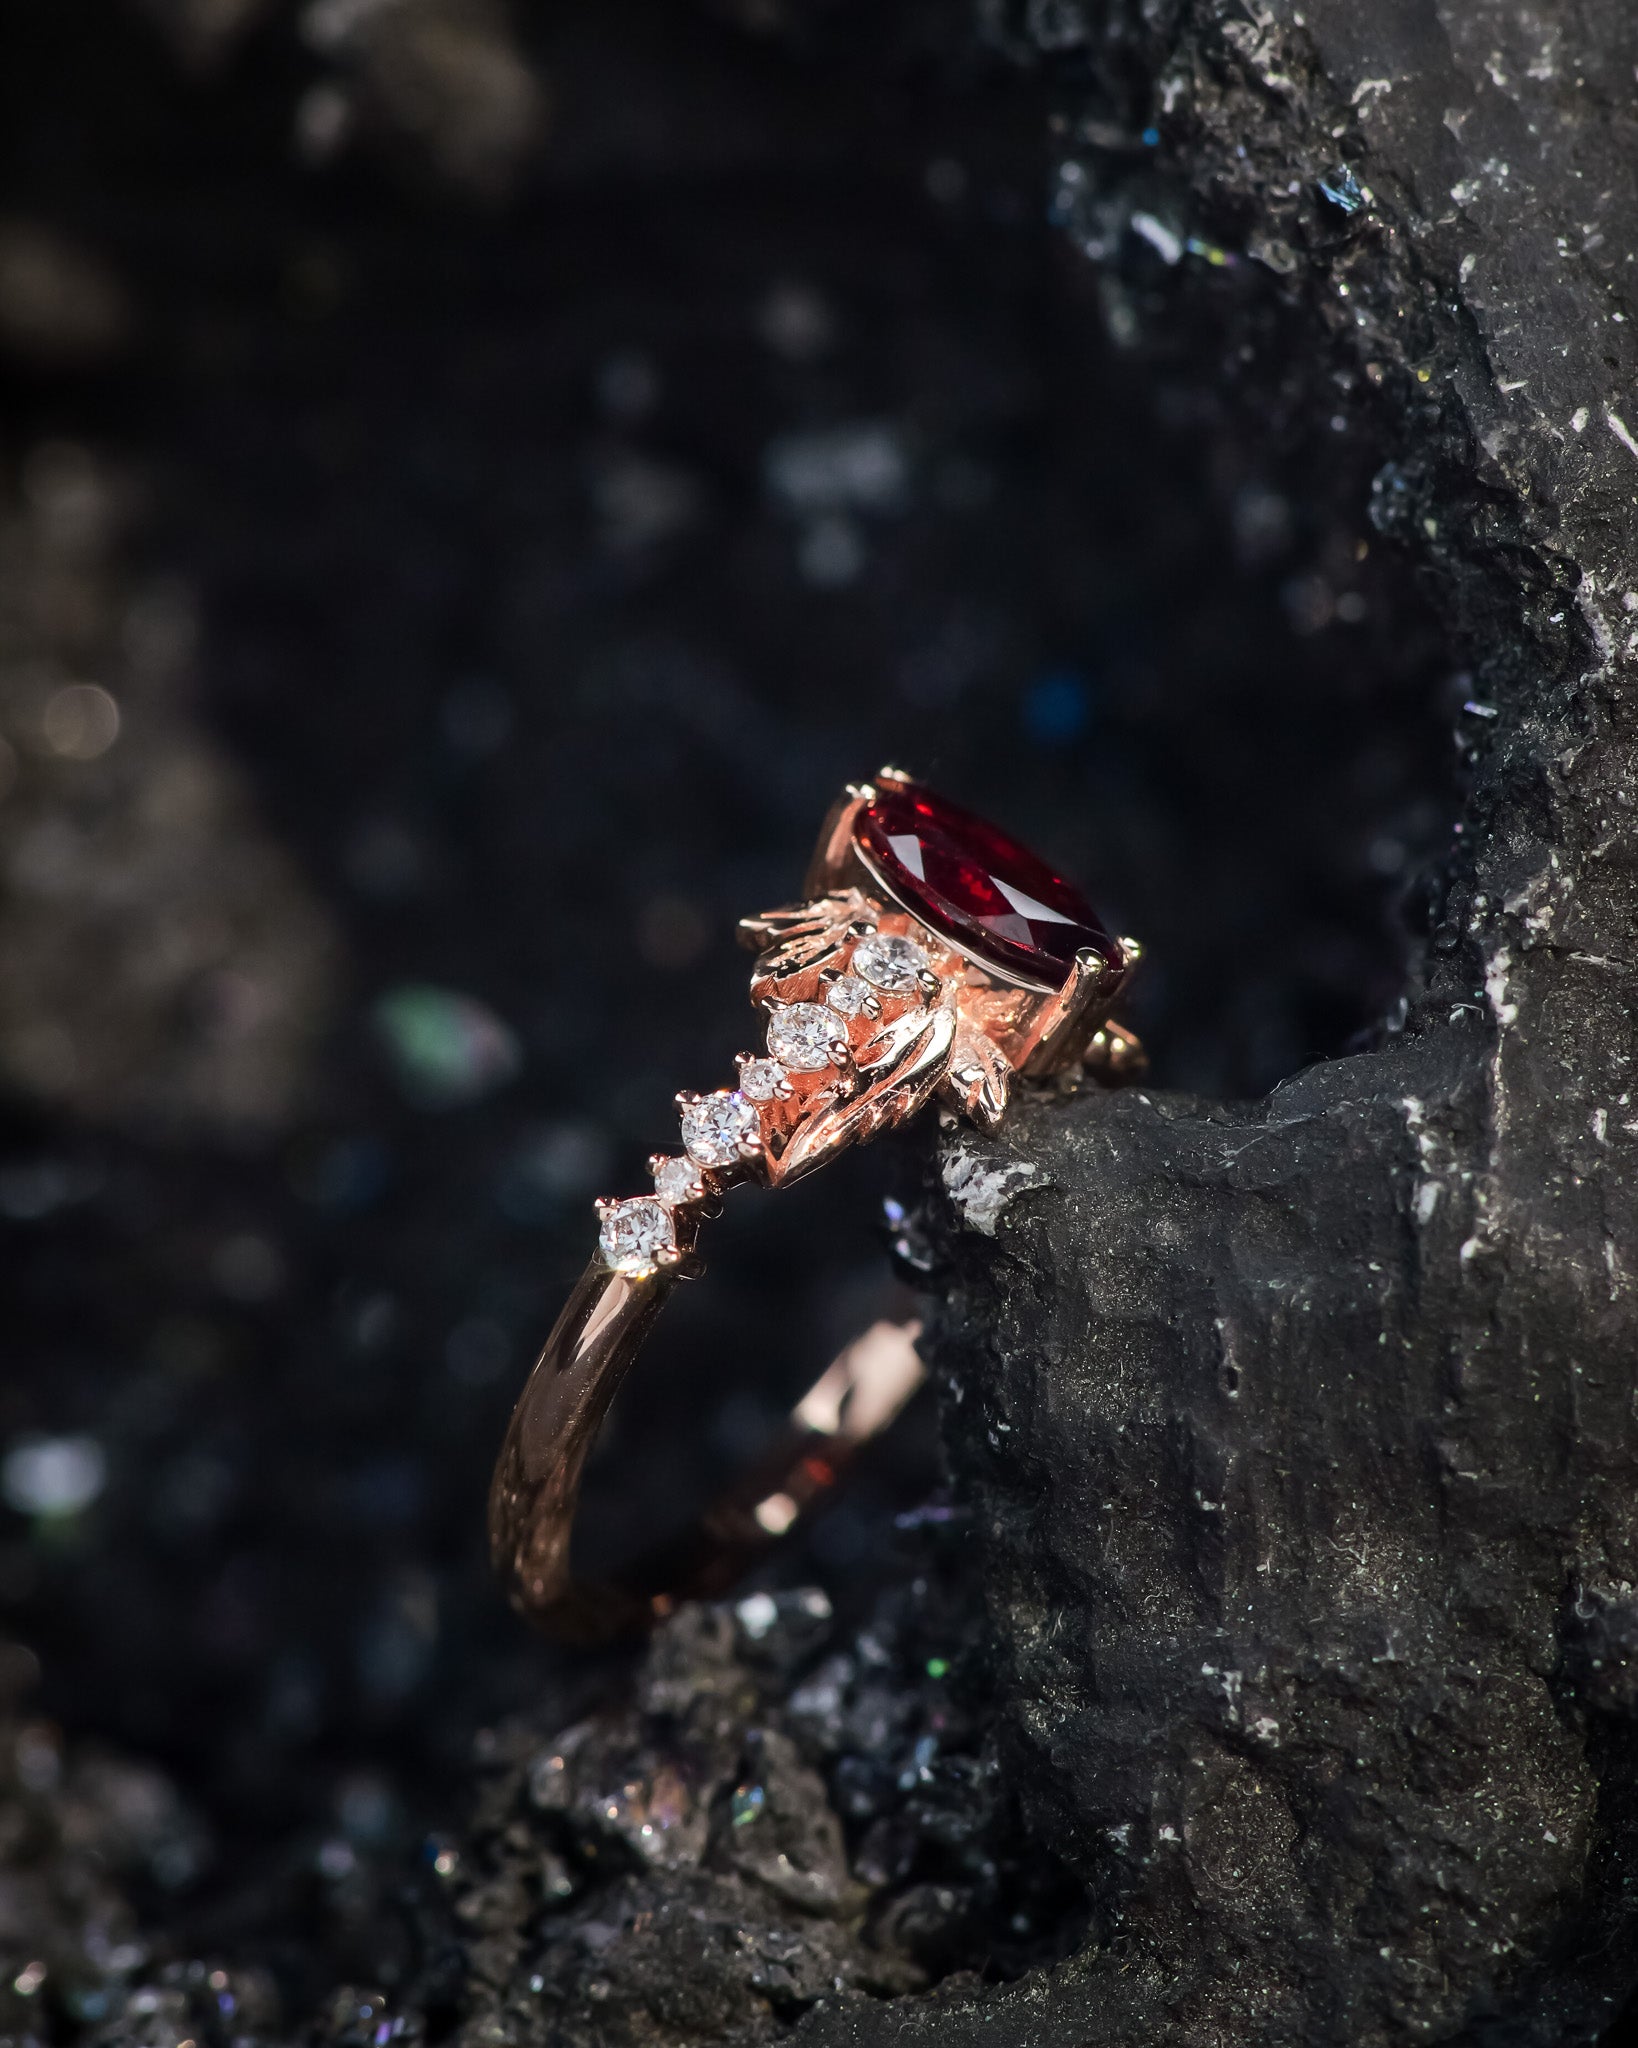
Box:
737;891;872;992
941;1016;1012;1129
763;1000;956;1188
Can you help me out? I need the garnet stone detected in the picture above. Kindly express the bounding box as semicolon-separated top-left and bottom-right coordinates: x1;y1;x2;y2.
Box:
853;780;1121;990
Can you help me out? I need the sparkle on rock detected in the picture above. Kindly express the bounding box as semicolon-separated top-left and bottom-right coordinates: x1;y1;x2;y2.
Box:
851;930;929;994
681;1090;760;1167
739;1058;787;1102
599;1197;676;1275
653;1156;701;1203
825;974;872;1017
767;1002;842;1072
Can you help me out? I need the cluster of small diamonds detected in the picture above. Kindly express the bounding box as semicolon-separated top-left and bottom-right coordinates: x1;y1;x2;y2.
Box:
598;1085;765;1276
596;924;936;1277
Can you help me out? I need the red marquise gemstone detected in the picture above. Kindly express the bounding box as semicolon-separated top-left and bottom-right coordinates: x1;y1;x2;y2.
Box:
853;780;1121;990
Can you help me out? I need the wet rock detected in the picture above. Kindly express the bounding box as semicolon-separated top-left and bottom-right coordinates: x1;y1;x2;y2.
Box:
297;0;546;195
126;0;275;68
0;446;337;1133
905;2;1638;2043
0;223;133;368
444;1570;1085;2045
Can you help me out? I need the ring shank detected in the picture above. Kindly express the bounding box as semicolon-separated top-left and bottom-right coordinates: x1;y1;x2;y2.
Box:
487;1257;924;1643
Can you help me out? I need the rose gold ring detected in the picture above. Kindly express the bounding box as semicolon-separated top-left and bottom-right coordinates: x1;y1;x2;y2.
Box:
488;769;1144;1642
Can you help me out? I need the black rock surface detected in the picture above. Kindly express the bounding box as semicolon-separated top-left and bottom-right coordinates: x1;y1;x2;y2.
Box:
913;1;1638;2043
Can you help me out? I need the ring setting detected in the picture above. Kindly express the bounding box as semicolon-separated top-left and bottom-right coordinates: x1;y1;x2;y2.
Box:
490;768;1144;1638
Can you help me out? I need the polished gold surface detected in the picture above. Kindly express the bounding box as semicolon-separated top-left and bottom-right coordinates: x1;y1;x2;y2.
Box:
488;772;1142;1640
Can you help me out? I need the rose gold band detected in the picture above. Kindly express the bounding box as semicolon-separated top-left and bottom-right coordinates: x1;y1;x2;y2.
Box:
487;1275;924;1642
487;770;1143;1642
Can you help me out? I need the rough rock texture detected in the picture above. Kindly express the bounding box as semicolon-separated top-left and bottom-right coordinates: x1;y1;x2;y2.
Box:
447;1572;1086;2048
914;2;1638;2044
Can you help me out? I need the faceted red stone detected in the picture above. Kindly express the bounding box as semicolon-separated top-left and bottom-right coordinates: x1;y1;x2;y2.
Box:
853;780;1121;990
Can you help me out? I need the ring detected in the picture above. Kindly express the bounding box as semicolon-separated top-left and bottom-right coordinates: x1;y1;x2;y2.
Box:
488;769;1145;1641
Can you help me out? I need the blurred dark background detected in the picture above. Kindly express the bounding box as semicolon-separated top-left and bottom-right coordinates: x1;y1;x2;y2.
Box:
0;0;1458;2016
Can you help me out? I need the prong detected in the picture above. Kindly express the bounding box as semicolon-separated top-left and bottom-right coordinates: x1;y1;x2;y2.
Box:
1117;935;1144;970
736;1134;765;1161
862;991;882;1020
1016;945;1117;1078
848;918;877;937
875;764;913;786
675;1089;703;1109
844;782;873;802
819;965;840;983
594;1197;617;1218
1083;1020;1148;1083
916;968;943;1001
654;1246;684;1269
828;1036;852;1066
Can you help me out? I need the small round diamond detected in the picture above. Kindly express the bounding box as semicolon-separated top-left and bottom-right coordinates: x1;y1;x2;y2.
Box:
599;1197;675;1275
825;975;872;1018
767;1002;842;1073
681;1090;760;1167
739;1058;787;1102
653;1156;701;1203
852;931;929;993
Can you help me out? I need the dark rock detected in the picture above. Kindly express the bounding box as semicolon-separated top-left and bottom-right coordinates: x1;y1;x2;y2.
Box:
441;1569;1085;2045
908;1;1638;2042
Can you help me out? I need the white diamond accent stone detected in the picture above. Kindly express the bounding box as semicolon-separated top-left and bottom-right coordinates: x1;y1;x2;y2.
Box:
681;1090;760;1167
653;1156;702;1203
767;1002;842;1072
825;975;872;1018
739;1058;787;1102
852;930;929;993
599;1197;676;1275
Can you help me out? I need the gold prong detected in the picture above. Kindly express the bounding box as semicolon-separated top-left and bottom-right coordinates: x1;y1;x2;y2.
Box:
654;1247;683;1269
916;968;943;1001
1072;947;1113;990
675;1089;702;1108
1016;945;1117;1078
848;918;877;938
844;781;872;802
1118;935;1144;969
875;764;912;786
862;993;882;1020
1083;1018;1147;1082
828;1038;852;1066
594;1197;617;1217
736;1136;764;1160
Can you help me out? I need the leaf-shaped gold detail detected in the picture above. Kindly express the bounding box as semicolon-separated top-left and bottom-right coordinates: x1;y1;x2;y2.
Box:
738;890;872;997
764;1001;957;1188
940;1016;1013;1131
